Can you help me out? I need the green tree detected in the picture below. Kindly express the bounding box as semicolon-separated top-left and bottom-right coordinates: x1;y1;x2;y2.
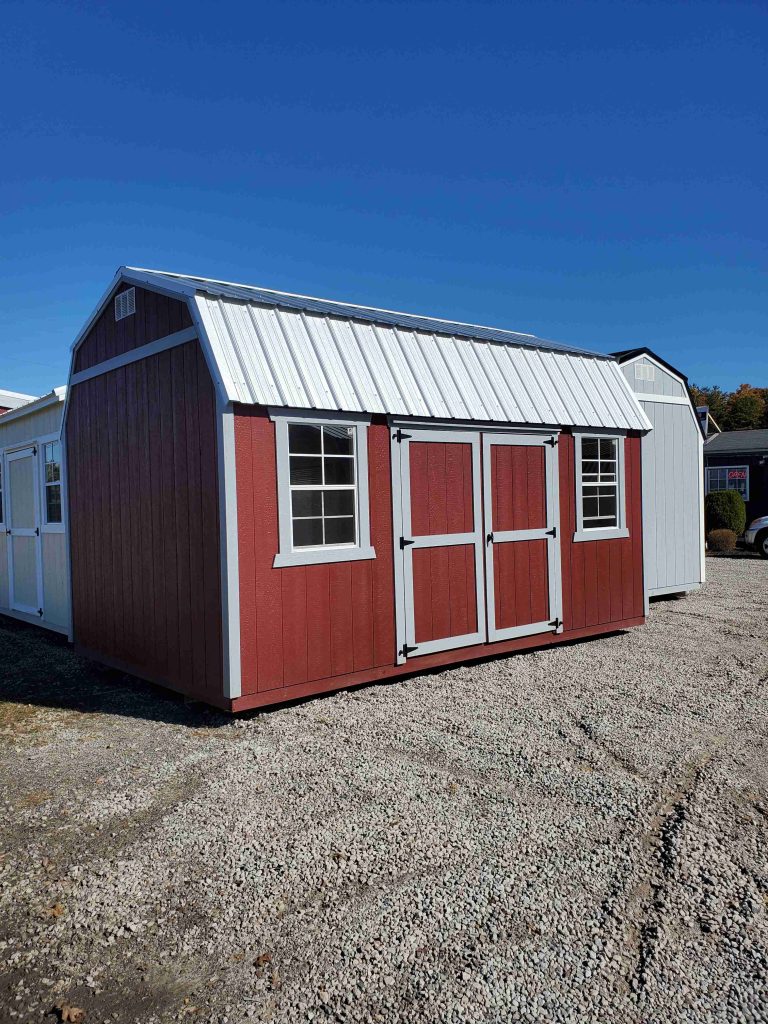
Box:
724;384;766;430
690;384;728;427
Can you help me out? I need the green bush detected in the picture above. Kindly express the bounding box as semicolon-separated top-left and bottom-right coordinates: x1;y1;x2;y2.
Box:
707;528;737;552
705;489;746;536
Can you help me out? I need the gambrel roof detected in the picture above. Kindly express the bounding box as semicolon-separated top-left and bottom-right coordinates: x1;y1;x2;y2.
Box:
71;267;652;432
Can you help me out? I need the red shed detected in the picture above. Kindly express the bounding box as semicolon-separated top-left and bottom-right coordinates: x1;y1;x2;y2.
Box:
63;268;652;711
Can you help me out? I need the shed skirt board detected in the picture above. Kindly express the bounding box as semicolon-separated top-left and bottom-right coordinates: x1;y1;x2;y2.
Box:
483;433;562;641
398;430;486;657
6;447;43;617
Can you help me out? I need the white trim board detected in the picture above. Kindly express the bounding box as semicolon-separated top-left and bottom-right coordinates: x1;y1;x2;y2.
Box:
217;401;242;700
69;327;198;385
0;389;66;428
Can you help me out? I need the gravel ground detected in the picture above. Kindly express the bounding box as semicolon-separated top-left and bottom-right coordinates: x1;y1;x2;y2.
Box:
0;556;766;1024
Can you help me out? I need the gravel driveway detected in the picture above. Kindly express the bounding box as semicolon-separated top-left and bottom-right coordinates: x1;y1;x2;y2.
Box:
1;557;766;1024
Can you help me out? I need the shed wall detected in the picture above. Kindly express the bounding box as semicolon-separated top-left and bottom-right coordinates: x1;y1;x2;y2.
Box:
234;410;396;696
0;403;63;448
66;340;224;702
638;401;703;593
621;357;686;398
233;414;644;705
0;400;68;632
74;285;193;374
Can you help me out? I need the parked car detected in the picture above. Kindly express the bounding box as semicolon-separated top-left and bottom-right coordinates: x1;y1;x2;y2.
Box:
745;516;768;558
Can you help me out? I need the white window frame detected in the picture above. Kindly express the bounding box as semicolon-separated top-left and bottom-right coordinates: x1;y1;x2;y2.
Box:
40;438;64;530
270;409;376;568
573;430;629;542
705;465;749;502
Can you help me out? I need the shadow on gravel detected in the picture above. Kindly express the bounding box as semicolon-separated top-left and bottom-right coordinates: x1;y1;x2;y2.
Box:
0;613;230;730
1;611;643;728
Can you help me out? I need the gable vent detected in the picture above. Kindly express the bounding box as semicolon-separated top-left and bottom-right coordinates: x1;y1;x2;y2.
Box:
115;288;136;322
635;362;656;381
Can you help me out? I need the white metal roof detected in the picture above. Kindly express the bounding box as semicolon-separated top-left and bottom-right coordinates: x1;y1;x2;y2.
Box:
0;388;37;410
0;387;66;426
74;268;652;432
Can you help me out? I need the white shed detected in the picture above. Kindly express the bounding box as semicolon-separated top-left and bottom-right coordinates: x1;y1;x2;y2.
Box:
0;388;69;633
614;349;705;601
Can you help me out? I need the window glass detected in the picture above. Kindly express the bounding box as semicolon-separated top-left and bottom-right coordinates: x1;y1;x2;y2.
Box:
43;441;63;524
581;436;619;529
706;466;748;500
287;423;357;549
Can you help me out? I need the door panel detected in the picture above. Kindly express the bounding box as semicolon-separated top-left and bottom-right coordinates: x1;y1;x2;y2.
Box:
491;444;547;532
398;430;485;659
11;536;38;609
9;456;35;527
493;538;550;631
6;447;42;616
483;433;562;642
412;545;478;644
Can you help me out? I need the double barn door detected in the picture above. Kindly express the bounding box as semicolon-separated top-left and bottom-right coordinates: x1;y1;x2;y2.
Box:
393;427;562;663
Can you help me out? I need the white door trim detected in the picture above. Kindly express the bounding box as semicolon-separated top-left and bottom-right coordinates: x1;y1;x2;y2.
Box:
5;445;43;617
482;432;563;642
394;427;486;660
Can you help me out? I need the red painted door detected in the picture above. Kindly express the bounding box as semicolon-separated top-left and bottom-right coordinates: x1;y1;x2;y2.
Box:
397;429;485;659
483;433;562;641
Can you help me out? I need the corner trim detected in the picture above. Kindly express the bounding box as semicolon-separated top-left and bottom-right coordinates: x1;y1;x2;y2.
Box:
217;401;242;699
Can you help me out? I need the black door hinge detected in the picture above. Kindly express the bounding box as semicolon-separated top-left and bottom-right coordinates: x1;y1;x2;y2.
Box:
486;532;494;544
400;536;415;549
400;644;419;657
545;436;558;446
550;617;562;630
393;428;412;443
546;527;557;537
35;527;40;537
37;608;44;618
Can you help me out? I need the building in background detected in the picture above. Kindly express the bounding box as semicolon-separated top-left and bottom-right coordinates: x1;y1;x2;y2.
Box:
0;388;69;633
704;428;768;527
614;349;705;601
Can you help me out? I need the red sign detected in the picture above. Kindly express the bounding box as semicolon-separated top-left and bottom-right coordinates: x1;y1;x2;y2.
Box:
728;469;747;480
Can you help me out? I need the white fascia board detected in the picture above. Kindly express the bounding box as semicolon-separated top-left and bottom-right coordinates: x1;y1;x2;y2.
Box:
0;388;66;426
187;295;239;406
611;363;653;433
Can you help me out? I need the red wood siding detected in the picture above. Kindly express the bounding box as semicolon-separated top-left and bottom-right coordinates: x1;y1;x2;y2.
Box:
74;285;193;374
232;420;644;709
558;433;644;629
67;340;223;702
234;409;396;696
492;445;546;532
413;546;477;643
409;441;474;536
494;539;550;629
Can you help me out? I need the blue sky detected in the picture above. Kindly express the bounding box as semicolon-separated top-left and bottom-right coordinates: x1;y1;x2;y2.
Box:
1;0;765;396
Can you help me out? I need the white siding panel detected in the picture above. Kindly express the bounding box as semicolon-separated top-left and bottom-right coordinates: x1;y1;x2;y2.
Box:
0;534;8;610
42;532;68;629
193;296;649;430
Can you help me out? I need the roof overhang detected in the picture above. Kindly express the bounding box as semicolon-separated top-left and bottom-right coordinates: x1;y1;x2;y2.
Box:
0;387;66;427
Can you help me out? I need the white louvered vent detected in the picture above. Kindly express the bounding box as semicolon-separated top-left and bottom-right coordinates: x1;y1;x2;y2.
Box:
635;362;656;381
115;287;136;322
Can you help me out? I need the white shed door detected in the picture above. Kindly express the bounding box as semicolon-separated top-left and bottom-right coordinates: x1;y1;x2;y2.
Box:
6;448;42;616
